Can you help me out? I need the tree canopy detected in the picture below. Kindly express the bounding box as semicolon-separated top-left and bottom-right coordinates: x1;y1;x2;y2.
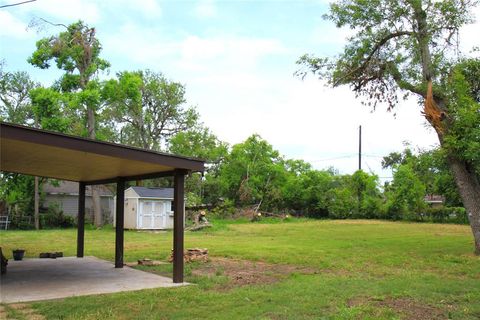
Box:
297;0;480;254
103;70;199;151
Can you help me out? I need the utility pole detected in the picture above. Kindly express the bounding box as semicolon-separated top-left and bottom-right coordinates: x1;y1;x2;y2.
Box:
358;125;362;171
357;124;362;217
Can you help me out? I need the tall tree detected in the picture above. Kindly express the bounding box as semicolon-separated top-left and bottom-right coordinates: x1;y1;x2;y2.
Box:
103;70;198;151
218;134;286;210
30;87;71;229
0;69;37;124
298;0;480;254
169;125;229;203
28;20;110;227
169;126;228;165
0;68;41;228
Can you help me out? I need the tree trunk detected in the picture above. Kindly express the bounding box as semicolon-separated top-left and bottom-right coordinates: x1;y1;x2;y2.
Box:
92;189;102;227
411;2;480;254
447;156;480;255
34;176;40;230
87;105;102;226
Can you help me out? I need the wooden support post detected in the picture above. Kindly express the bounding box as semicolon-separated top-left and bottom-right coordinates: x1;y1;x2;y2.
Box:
115;178;125;268
77;182;86;258
173;170;186;283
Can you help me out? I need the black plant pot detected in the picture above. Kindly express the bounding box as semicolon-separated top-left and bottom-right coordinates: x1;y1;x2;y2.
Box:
12;249;25;261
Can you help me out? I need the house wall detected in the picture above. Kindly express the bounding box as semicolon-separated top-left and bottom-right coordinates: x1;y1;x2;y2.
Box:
44;195;114;223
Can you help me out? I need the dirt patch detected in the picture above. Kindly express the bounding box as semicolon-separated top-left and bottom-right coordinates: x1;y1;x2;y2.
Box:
8;303;45;320
192;257;316;288
347;296;447;320
0;305;6;319
9;303;29;310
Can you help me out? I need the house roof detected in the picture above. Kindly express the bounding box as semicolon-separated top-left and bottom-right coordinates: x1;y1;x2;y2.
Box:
43;181;113;197
0;122;204;184
424;194;445;203
130;187;174;199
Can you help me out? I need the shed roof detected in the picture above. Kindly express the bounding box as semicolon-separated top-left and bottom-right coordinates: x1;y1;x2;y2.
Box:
130;187;174;199
0;122;204;184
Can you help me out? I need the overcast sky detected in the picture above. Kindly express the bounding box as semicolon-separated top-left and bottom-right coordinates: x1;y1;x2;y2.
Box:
1;0;479;181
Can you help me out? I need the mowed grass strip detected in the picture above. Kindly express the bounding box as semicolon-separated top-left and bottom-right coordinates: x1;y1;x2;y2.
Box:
1;219;479;319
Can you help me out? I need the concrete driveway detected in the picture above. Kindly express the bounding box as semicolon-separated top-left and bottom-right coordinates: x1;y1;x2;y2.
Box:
0;256;187;303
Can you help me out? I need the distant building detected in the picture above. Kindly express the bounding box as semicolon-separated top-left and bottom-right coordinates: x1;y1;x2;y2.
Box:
43;181;114;222
114;187;176;230
424;194;445;208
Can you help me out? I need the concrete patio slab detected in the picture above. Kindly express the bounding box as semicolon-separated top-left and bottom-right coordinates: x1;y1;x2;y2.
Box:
0;256;187;303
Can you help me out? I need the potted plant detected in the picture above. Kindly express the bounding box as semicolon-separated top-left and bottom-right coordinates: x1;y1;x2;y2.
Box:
12;249;25;261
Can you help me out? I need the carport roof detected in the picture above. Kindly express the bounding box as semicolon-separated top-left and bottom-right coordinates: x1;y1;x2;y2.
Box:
0;122;205;184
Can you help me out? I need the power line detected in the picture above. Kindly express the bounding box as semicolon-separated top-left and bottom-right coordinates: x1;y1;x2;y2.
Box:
0;0;36;9
358;125;362;171
308;154;386;163
363;154;385;158
309;154;357;162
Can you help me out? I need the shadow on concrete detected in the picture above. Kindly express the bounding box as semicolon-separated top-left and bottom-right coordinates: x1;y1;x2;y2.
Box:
0;256;187;303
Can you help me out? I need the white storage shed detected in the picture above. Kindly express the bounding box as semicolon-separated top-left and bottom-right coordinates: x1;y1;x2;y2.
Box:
116;187;177;230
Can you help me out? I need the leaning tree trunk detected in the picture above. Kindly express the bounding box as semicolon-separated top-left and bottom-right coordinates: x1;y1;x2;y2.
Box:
447;156;480;254
426;95;480;255
422;82;480;254
412;4;480;255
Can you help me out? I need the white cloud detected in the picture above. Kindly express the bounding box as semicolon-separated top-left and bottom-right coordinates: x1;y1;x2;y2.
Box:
27;0;101;24
194;0;217;18
310;23;352;50
102;23;177;67
102;20;439;178
104;23;287;73
178;35;287;72
136;0;162;18
0;11;31;39
101;0;162;19
459;6;480;54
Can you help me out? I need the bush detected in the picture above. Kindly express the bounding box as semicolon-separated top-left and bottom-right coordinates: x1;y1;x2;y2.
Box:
209;199;236;219
421;207;468;224
10;212;34;230
327;188;356;219
40;203;75;228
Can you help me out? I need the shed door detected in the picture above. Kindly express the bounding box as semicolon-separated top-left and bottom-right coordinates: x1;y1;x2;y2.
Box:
140;200;167;229
139;201;153;229
153;202;167;229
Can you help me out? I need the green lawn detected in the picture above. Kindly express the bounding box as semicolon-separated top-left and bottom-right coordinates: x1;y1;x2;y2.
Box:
1;219;479;319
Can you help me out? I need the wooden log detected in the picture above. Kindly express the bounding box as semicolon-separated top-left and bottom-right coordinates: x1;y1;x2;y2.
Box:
169;248;209;263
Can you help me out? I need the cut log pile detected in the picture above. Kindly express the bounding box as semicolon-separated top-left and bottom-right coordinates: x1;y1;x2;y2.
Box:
186;211;212;231
232;204;291;221
186;223;212;231
169;248;209;263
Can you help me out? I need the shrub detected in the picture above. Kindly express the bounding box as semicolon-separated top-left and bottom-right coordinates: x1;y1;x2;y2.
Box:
421;207;468;224
40;203;75;228
10;212;34;230
209;199;236;219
